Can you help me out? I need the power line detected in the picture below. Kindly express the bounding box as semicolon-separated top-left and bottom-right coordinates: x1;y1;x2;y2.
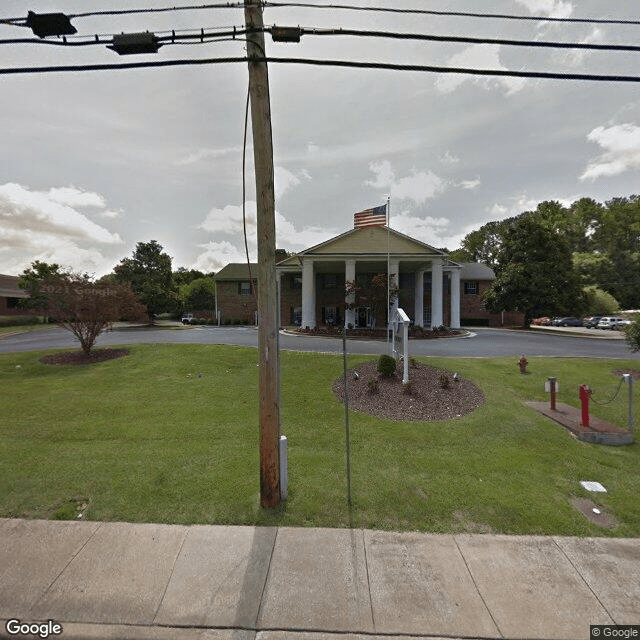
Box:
1;55;639;82
3;3;640;28
262;2;640;27
4;24;640;55
0;27;252;47
293;27;640;53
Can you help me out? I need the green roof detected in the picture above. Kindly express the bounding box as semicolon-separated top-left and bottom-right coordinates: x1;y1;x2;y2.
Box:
214;263;258;281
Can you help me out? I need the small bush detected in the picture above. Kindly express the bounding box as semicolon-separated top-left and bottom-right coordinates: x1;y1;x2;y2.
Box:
377;354;397;377
367;377;379;394
438;373;450;389
0;315;42;327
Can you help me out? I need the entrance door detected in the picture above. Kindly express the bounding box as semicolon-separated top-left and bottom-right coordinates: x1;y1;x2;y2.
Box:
356;307;370;328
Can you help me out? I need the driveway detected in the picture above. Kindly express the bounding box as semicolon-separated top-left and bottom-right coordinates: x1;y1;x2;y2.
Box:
0;324;637;359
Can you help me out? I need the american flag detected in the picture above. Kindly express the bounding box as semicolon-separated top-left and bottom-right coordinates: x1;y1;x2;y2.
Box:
353;204;387;229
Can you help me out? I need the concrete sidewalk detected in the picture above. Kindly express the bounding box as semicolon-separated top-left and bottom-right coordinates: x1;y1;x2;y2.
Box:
1;519;638;640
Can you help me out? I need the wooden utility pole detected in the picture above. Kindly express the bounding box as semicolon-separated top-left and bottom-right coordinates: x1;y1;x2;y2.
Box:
244;0;280;507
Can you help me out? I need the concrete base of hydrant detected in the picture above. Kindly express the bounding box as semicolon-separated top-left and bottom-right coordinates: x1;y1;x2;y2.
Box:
526;402;635;445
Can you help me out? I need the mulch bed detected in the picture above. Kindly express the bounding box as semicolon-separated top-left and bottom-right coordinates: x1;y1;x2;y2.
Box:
613;368;640;380
333;360;485;422
39;348;130;366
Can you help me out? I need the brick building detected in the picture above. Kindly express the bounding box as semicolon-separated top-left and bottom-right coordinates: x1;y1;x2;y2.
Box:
0;274;29;315
214;224;521;328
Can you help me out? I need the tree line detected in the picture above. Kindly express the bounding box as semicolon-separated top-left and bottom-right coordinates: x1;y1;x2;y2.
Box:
448;196;640;324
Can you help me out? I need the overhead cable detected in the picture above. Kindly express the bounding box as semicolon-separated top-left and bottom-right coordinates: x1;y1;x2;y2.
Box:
3;25;640;54
293;27;640;53
262;2;640;26
1;56;640;82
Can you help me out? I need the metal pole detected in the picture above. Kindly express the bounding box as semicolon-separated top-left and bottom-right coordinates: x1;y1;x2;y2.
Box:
623;374;634;434
245;0;280;507
342;329;352;507
549;376;556;411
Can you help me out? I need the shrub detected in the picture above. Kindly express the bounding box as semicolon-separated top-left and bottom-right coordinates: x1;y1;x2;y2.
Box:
438;373;450;389
377;354;397;377
625;319;640;352
0;315;42;327
367;377;379;394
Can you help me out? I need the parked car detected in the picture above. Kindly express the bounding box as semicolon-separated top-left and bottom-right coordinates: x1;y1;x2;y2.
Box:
181;313;195;325
553;317;583;327
532;317;551;326
616;319;633;330
597;316;624;330
583;316;602;328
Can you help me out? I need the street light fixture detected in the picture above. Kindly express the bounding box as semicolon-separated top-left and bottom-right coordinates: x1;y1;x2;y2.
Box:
25;11;76;38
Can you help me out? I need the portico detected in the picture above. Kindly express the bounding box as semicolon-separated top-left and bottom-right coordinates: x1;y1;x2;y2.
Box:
276;225;462;330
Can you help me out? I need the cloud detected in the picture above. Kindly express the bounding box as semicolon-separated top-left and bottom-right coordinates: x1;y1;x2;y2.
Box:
196;201;338;269
515;0;573;19
390;210;465;250
580;123;640;180
174;146;244;166
440;151;460;166
193;240;255;272
46;186;106;208
435;44;527;96
0;183;122;245
459;179;481;190
275;166;302;199
366;160;446;204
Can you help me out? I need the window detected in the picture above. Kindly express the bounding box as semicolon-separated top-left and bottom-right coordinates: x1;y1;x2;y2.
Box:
464;281;479;295
322;306;338;325
238;282;252;296
291;275;302;289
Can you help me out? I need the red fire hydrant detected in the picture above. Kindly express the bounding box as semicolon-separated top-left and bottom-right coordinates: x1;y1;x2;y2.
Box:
579;384;592;428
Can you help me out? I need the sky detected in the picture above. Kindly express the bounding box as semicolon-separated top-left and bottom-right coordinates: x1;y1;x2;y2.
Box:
0;0;639;276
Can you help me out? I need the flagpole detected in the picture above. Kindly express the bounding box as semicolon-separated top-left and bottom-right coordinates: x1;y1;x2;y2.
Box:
386;194;391;354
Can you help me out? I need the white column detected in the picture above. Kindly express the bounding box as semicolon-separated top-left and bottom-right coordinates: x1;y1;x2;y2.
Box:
431;258;443;329
414;270;424;328
344;259;356;329
450;268;461;329
301;258;316;329
388;259;399;323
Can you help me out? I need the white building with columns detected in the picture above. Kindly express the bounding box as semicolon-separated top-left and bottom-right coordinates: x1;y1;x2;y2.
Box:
276;224;462;330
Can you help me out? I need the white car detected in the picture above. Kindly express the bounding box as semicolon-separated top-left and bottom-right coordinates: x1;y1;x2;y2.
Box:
597;316;623;330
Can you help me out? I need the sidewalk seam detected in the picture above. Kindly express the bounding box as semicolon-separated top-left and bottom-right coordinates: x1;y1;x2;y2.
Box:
151;526;189;624
254;526;278;627
453;535;504;639
361;528;377;632
552;537;616;624
27;521;104;617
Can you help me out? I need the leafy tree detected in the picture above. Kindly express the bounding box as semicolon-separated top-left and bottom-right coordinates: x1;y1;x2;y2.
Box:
114;240;177;320
482;215;584;325
34;273;146;355
582;286;619;315
625;319;640;352
457;220;509;268
173;267;206;287
18;260;66;310
180;277;217;311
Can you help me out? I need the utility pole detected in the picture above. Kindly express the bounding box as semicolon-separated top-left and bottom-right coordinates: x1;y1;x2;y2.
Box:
244;0;280;507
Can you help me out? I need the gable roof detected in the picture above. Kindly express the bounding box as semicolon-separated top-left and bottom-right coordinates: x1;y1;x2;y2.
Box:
214;263;258;281
277;226;448;267
460;262;495;280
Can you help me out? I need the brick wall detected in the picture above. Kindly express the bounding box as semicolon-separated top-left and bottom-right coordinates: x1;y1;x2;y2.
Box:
217;281;258;324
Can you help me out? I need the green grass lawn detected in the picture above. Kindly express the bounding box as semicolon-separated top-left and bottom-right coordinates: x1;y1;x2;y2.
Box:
1;343;639;536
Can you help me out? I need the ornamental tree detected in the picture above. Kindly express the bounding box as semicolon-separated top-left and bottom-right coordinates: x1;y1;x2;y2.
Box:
39;274;146;355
